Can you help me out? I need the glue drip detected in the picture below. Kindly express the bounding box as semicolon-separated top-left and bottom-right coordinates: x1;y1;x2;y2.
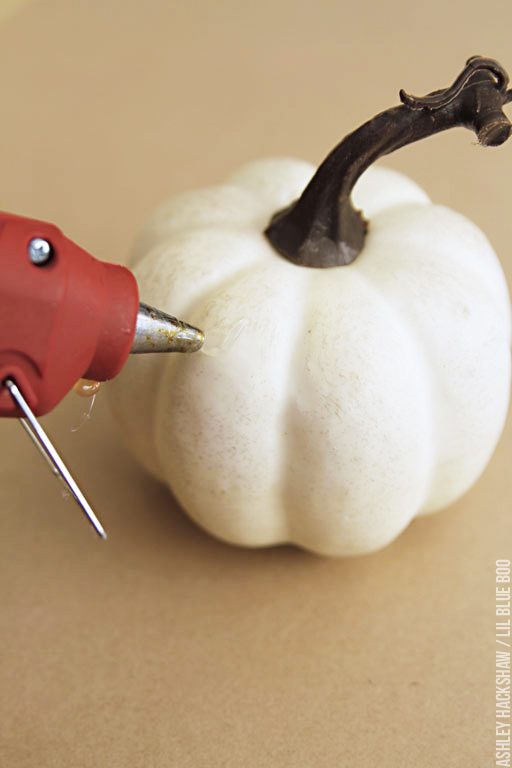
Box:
70;379;100;432
73;379;101;397
200;318;249;357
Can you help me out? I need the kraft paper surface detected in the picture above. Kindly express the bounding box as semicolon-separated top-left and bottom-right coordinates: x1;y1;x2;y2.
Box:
0;2;511;765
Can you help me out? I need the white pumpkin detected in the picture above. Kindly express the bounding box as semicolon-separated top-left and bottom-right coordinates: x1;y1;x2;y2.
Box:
108;58;512;555
108;156;510;555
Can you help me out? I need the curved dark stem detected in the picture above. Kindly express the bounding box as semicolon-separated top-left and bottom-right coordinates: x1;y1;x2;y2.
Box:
400;56;509;110
265;56;512;268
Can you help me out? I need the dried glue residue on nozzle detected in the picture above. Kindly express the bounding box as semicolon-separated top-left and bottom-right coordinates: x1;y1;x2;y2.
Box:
200;318;249;357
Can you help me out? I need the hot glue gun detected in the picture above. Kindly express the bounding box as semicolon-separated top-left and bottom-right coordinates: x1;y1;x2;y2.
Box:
0;211;204;539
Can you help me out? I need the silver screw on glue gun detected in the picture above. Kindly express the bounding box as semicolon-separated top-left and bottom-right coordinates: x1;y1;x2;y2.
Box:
131;302;204;354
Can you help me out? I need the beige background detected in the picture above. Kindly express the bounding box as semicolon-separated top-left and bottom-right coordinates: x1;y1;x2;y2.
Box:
0;1;511;766
0;0;32;23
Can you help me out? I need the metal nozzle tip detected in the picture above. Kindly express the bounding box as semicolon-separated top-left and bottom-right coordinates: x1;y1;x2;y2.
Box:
131;302;204;354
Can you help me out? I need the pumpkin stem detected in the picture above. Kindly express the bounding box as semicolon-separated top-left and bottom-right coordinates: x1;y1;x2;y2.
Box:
265;56;512;268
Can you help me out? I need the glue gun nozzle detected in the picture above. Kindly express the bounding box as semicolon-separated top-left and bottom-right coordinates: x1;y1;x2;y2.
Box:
131;302;204;354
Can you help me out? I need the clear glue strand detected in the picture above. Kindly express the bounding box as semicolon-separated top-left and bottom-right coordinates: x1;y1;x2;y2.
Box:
70;379;101;433
200;318;248;358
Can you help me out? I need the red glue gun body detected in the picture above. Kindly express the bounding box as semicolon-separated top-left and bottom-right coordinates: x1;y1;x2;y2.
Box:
0;211;139;417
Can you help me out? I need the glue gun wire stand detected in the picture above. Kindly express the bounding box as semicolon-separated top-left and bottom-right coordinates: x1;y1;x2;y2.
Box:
3;377;108;539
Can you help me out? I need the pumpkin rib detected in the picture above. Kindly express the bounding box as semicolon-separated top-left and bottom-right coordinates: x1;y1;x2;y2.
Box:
278;264;434;556
129;183;263;264
359;205;511;514
152;255;284;526
108;230;268;481
368;204;511;317
275;262;315;546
